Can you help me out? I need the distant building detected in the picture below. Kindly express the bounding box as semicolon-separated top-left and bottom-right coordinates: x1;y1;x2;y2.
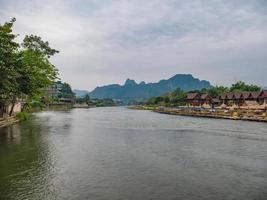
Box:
186;93;201;107
186;93;213;107
219;90;267;108
186;90;267;109
46;81;63;98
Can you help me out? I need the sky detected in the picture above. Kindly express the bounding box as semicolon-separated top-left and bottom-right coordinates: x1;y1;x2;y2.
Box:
0;0;267;90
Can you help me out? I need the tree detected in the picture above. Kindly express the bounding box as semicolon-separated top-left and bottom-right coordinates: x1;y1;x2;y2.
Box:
59;83;74;99
0;18;20;116
230;81;261;92
0;18;59;116
84;94;91;105
206;86;229;97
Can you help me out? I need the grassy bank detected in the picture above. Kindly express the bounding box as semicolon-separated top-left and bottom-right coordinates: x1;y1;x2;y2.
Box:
46;103;73;111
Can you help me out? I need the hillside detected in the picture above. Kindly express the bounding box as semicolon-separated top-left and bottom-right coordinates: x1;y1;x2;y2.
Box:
89;74;212;101
73;89;90;97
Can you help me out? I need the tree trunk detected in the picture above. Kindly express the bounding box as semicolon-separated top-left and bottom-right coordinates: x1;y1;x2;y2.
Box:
0;102;3;118
9;98;16;116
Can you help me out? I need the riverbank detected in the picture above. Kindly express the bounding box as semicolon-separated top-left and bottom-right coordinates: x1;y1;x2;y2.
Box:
129;105;267;122
0;103;74;128
0;116;20;128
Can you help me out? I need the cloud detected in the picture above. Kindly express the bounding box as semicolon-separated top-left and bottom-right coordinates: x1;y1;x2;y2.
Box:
1;0;267;90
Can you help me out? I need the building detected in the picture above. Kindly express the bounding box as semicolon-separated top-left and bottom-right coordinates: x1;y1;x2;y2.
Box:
46;81;63;98
185;90;267;109
200;94;212;107
186;93;201;106
219;90;267;108
257;90;267;105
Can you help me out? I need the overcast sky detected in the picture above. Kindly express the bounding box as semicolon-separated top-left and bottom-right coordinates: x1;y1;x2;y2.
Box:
1;0;267;90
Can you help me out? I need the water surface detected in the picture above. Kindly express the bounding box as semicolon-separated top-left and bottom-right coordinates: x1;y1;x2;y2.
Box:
0;107;267;200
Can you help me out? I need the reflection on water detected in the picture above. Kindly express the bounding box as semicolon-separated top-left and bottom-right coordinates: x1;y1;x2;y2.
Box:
0;107;267;200
0;125;21;145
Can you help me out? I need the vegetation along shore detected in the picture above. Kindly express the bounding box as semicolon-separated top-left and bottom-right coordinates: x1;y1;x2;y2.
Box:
129;82;267;123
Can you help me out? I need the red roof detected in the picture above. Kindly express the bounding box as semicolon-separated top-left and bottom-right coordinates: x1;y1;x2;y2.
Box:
201;93;211;100
242;92;251;99
226;93;234;100
219;91;264;100
258;90;267;99
250;91;261;99
186;93;199;100
233;92;242;99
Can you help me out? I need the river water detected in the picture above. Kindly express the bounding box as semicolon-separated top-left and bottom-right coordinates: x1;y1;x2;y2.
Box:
0;107;267;200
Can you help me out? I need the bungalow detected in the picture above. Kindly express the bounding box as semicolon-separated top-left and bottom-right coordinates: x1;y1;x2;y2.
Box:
219;94;227;105
200;94;212;107
211;98;220;107
186;93;201;107
225;93;234;105
219;90;267;108
186;93;212;107
185;90;267;109
258;90;267;105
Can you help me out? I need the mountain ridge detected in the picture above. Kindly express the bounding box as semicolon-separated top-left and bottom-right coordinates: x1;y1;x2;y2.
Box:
89;74;212;100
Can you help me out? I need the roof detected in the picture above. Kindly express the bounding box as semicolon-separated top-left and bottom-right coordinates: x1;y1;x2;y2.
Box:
212;98;220;103
226;93;234;100
241;92;251;99
250;91;261;99
220;91;262;100
258;90;267;99
201;93;211;100
219;94;227;100
233;92;242;99
186;93;199;100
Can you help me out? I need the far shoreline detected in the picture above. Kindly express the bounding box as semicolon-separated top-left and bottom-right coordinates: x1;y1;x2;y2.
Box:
128;105;267;123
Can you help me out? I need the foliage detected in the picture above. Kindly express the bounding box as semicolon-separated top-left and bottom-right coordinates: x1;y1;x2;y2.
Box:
0;18;58;116
84;94;91;105
146;87;187;106
75;93;91;104
58;83;75;99
16;111;29;121
94;98;115;107
0;18;20;103
230;81;261;92
145;80;262;107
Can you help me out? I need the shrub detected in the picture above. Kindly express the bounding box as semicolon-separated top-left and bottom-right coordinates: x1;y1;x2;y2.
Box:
16;111;29;121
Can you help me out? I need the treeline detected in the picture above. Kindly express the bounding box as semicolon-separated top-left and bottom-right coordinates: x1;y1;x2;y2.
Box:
76;94;117;107
146;81;262;106
0;18;58;116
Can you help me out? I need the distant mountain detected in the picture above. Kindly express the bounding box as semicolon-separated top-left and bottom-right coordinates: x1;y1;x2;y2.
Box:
90;74;212;101
74;89;90;97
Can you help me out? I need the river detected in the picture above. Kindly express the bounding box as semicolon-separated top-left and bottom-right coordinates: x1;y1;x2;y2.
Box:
0;107;267;200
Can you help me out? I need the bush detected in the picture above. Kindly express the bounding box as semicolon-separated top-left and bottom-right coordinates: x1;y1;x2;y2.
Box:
16;111;29;121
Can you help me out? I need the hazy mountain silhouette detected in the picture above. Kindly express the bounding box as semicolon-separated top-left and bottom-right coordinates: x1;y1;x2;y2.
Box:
89;74;212;100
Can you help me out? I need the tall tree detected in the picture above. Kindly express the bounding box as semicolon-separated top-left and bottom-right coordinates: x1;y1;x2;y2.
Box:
0;18;20;116
0;18;59;116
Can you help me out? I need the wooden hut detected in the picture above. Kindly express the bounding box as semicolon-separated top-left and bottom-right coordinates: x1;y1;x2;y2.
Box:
186;93;201;107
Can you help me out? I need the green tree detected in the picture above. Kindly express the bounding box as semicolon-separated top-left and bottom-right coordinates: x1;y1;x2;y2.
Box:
0;18;59;116
59;83;74;99
0;18;20;116
230;81;261;92
84;94;91;105
206;86;229;97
